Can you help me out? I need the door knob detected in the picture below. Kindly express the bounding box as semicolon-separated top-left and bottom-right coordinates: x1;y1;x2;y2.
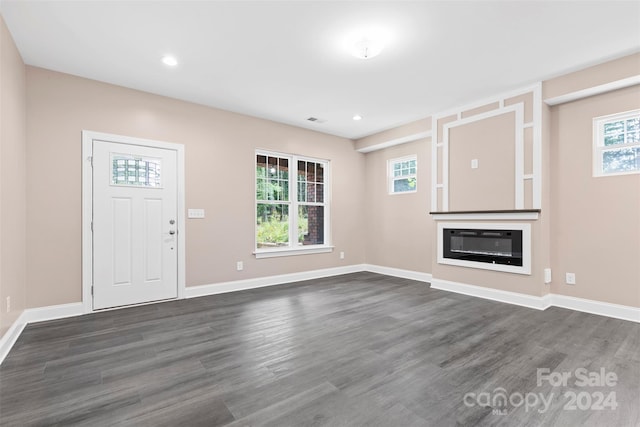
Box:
169;230;176;235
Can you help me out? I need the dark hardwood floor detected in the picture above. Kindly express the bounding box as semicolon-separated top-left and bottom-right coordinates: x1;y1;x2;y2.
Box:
1;272;638;426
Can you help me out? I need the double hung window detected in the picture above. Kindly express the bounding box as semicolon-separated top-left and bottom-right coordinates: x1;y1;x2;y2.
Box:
256;151;330;257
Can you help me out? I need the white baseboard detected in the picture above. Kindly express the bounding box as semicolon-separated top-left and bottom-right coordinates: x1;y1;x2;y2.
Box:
185;264;367;298
430;277;640;323
0;302;85;366
22;302;85;324
364;264;432;283
0;311;28;366
430;278;551;310
548;294;640;323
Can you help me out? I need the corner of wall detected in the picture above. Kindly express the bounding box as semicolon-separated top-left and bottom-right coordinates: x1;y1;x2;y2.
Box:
539;94;553;297
0;14;28;340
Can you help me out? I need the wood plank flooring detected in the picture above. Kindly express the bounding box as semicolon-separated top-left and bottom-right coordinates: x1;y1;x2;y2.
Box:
1;272;638;426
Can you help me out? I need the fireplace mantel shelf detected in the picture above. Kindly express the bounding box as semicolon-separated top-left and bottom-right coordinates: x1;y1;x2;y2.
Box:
430;209;541;215
430;209;541;220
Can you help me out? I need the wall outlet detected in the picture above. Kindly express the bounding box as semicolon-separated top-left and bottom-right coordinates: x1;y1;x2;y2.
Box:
236;261;243;271
6;296;10;312
340;251;345;260
565;272;576;285
471;159;479;169
544;268;552;284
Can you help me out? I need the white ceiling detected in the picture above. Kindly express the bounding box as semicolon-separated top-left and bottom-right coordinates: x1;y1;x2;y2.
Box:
2;1;639;139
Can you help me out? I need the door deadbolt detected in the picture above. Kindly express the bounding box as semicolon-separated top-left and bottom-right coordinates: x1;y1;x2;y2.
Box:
169;219;176;225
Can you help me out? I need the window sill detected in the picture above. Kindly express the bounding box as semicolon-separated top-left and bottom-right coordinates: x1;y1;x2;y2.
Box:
254;245;334;259
593;169;640;178
389;190;417;196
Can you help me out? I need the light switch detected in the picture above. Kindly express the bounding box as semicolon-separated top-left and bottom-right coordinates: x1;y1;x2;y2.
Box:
188;209;205;219
471;159;479;169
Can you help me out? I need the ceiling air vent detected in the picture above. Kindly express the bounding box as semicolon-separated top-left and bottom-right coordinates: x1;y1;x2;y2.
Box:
307;117;327;123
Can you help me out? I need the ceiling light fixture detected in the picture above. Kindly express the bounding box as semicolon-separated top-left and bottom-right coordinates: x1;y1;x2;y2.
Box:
162;55;178;66
353;114;363;121
343;26;390;60
352;38;384;60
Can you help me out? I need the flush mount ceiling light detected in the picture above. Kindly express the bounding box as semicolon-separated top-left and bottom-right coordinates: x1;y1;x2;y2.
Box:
162;55;178;66
353;114;363;121
352;38;384;59
344;26;390;60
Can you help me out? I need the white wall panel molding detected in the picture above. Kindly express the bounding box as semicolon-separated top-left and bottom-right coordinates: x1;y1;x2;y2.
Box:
431;83;543;212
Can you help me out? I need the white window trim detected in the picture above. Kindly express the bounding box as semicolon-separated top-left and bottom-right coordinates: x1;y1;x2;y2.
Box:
255;150;332;257
254;245;334;259
593;109;640;177
388;155;417;195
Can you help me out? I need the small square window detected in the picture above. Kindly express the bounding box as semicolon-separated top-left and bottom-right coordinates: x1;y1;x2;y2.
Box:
388;156;417;194
594;110;640;177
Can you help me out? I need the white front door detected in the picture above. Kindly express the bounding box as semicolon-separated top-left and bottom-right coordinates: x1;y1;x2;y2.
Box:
92;140;178;309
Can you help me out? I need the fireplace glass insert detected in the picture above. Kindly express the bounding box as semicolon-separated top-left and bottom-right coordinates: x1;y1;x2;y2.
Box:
443;228;523;266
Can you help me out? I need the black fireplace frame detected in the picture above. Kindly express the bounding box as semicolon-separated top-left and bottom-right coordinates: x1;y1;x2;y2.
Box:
443;228;524;267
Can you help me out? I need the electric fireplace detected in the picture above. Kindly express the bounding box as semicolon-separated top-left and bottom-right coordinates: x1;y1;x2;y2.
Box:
437;222;531;274
444;228;523;266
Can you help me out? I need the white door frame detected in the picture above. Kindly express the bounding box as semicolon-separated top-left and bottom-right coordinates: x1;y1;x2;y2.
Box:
82;130;186;313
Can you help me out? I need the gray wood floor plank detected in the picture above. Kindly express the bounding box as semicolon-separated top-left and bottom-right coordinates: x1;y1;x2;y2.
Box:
223;381;340;426
1;272;638;426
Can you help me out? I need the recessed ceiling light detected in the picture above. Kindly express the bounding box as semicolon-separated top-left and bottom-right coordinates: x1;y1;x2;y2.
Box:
353;114;363;121
162;55;178;66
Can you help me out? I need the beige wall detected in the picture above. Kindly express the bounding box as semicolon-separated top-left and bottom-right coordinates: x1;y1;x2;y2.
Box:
448;112;516;211
550;85;640;307
26;67;366;308
362;139;433;272
543;52;640;100
0;25;635;338
0;16;27;337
